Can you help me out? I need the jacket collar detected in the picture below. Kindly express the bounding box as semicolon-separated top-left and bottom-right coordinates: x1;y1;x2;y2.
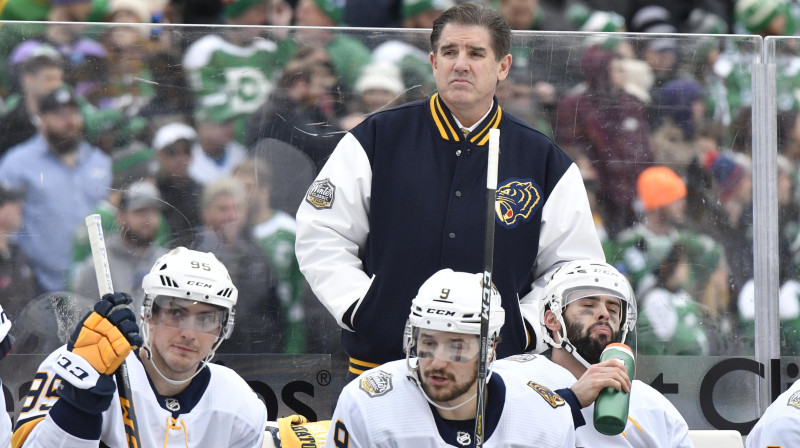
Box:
428;93;502;146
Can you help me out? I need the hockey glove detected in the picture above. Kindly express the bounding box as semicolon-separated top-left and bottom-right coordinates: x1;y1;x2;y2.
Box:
0;304;14;360
55;293;142;414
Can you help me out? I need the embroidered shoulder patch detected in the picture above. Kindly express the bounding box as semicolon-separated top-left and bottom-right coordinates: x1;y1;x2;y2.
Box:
527;381;566;408
359;370;393;397
495;178;542;229
305;178;336;209
503;353;538;363
788;390;800;409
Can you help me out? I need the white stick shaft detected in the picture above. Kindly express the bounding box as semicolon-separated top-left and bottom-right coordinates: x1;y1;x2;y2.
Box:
476;128;500;448
85;214;114;296
487;129;500;189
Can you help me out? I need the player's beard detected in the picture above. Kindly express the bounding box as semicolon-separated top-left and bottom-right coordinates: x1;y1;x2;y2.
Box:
420;366;478;404
566;320;617;364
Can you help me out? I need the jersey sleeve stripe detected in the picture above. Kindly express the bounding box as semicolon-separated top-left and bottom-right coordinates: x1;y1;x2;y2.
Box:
11;416;44;448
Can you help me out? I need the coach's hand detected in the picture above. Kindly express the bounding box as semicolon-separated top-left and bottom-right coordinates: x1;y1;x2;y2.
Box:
55;293;142;414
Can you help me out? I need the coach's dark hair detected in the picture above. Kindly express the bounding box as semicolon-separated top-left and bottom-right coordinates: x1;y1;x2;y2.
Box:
430;2;512;62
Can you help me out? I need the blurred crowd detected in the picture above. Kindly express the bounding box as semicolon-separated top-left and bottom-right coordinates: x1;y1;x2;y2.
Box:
0;0;799;358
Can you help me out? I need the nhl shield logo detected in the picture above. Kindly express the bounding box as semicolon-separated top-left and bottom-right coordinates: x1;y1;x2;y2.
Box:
788;391;800;409
495;178;541;229
359;370;393;398
305;178;336;209
527;381;566;408
456;431;471;446
165;398;180;412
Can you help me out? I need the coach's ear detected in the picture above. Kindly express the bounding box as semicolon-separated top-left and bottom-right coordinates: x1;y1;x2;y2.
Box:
544;310;563;344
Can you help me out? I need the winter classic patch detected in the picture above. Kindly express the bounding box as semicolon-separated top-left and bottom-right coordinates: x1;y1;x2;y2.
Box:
305;178;336;209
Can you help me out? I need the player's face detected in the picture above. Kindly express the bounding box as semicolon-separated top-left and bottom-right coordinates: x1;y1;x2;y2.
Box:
563;295;622;364
148;297;224;380
416;329;480;405
430;24;511;126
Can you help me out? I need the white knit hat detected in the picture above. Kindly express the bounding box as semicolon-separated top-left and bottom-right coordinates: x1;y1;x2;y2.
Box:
354;61;405;96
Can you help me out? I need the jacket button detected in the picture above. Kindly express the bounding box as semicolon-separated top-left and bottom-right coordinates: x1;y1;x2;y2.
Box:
455;191;461;197
449;233;456;239
456;150;461;156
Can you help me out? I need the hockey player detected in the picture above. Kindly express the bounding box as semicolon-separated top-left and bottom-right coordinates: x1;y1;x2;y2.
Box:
0;303;14;447
746;376;800;446
12;247;267;447
327;269;576;447
495;260;693;447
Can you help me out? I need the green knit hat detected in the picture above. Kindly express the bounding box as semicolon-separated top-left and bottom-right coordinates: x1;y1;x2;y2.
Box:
735;0;782;33
313;0;345;25
223;0;267;20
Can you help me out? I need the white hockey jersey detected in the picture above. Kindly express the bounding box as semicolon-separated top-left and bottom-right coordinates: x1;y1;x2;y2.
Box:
494;354;693;448
1;378;10;448
327;359;575;447
13;347;267;448
746;378;800;447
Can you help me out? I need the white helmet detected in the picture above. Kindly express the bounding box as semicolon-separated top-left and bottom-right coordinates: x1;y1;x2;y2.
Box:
538;260;636;366
140;247;238;385
407;269;505;345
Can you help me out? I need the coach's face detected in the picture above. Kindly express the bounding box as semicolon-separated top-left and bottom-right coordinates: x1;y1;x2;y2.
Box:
417;329;480;406
430;24;511;127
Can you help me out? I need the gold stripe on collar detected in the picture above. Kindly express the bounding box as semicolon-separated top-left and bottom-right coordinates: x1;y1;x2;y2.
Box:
475;107;503;146
430;93;461;141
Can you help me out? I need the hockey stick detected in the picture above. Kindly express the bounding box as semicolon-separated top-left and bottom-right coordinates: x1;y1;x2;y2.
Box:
474;129;499;448
85;214;141;448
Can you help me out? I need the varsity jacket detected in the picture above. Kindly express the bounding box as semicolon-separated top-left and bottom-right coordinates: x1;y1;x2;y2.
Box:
296;94;603;374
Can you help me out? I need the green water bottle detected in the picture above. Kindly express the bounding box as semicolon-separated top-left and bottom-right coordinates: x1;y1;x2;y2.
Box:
593;343;635;435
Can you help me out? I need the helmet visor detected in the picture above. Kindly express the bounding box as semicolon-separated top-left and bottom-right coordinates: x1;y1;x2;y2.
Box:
415;329;481;363
150;295;226;335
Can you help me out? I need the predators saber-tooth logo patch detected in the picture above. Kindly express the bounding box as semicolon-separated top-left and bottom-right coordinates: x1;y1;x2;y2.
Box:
495;178;541;229
788;391;800;409
359;370;393;397
527;381;566;408
305;178;336;209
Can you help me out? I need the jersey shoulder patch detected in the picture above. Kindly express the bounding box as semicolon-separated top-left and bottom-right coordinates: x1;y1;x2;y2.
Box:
503;353;539;363
359;370;393;398
788;390;800;410
527;381;566;408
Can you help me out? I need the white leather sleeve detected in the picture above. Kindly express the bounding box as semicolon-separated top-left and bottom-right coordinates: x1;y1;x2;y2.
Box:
296;133;374;331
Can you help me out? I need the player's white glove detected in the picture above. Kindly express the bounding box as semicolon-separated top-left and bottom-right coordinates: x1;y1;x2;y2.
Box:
0;304;14;359
55;293;142;414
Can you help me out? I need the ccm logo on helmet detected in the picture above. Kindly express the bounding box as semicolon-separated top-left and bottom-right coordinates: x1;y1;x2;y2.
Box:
425;308;455;316
186;281;213;288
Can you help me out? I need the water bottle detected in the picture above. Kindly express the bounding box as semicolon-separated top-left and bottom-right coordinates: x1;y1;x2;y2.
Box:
593;343;635;435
